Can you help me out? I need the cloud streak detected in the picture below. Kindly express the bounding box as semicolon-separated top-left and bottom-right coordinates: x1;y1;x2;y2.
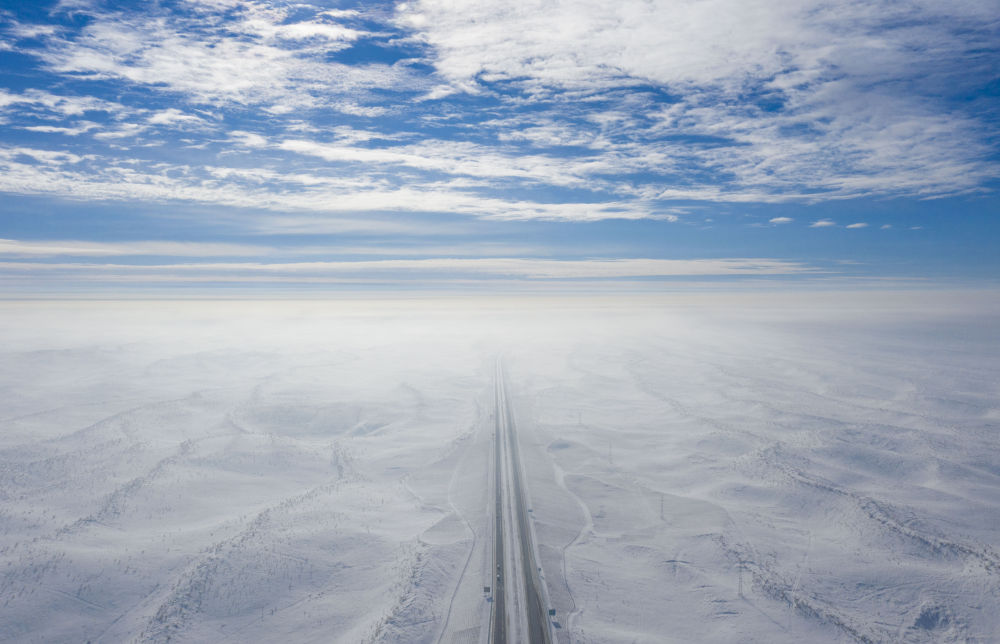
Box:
0;238;562;259
0;145;674;224
0;258;820;289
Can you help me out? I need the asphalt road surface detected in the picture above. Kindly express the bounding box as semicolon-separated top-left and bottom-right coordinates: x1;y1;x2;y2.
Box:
490;360;552;644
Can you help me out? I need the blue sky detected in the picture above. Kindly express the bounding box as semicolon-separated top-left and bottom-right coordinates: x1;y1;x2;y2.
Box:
0;0;997;293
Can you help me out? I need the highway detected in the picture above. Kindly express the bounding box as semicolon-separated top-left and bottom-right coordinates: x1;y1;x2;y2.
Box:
489;360;552;644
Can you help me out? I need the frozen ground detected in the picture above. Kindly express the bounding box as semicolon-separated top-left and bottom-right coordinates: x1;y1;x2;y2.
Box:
0;294;998;643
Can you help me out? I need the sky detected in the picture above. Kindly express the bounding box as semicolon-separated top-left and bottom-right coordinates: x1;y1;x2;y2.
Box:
0;0;997;294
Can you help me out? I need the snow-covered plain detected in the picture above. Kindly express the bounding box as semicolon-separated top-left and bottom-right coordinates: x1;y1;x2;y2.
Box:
0;294;998;643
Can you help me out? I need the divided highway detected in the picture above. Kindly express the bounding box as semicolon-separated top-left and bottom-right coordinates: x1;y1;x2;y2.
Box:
489;360;553;644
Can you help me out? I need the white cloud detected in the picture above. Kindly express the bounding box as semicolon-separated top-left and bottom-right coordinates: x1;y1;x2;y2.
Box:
92;122;148;139
228;130;268;148
810;219;836;228
769;217;793;224
332;102;391;117
0;257;818;281
1;0;994;223
0;88;129;117
320;10;362;20
5;147;87;165
33;3;420;111
271;22;363;43
277;137;608;188
147;108;209;128
399;1;996;96
8;22;61;40
0;238;266;257
0;146;674;225
274;131;704;200
846;223;868;229
395;0;999;200
881;224;892;229
22;123;99;136
0;238;559;259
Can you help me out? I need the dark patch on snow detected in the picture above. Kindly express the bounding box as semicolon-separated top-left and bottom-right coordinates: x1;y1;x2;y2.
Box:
914;605;949;630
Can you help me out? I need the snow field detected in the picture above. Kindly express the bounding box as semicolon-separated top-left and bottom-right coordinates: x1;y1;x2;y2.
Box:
507;299;1000;642
0;294;997;642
